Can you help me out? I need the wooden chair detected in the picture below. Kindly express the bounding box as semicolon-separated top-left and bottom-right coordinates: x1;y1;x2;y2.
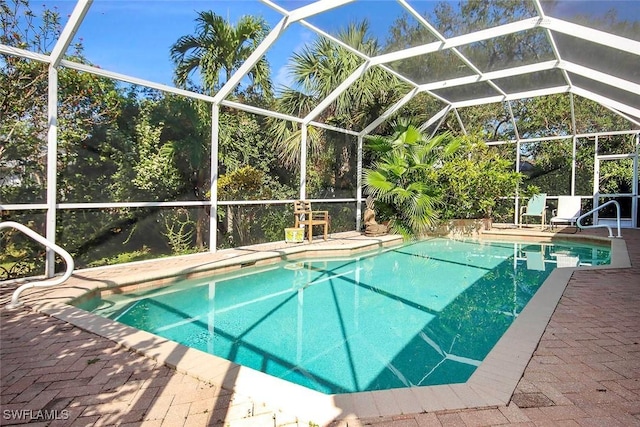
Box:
293;200;329;242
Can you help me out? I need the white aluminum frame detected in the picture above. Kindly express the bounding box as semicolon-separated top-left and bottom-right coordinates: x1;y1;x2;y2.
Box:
2;0;640;277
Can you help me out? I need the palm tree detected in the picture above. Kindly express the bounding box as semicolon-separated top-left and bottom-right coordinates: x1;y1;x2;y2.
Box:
168;12;274;249
271;20;406;168
170;11;272;97
363;119;462;239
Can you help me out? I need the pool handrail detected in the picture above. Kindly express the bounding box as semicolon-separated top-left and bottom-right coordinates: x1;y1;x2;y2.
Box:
0;221;75;308
576;200;622;238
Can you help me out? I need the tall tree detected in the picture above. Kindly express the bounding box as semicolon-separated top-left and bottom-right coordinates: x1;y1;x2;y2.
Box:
271;20;408;197
1;1;128;273
169;11;278;248
0;0;124;206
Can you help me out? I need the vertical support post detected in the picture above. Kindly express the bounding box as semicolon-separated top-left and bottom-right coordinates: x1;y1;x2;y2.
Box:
209;104;219;252
43;0;91;276
633;133;639;228
570;93;577;196
593;135;600;225
45;66;58;278
356;135;363;231
299;124;308;200
571;136;578;196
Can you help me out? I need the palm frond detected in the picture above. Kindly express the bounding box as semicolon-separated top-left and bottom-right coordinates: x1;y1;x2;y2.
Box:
363;119;463;238
387;220;414;241
170;11;270;94
363;169;394;194
365;135;392;152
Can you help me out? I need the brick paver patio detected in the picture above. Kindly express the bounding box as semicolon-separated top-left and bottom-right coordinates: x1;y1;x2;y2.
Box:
1;229;639;426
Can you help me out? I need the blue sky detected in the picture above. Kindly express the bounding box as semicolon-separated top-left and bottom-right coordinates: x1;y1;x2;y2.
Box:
40;0;639;90
45;0;411;89
46;1;299;87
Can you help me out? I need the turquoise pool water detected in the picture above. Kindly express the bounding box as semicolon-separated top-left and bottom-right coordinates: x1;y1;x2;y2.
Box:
77;238;610;394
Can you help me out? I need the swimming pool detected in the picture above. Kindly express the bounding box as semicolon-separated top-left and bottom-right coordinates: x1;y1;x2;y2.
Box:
76;237;610;394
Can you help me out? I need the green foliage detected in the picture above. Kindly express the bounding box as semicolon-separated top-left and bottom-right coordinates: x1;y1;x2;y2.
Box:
2;1;638;276
434;139;523;220
160;209;197;254
1;1;124;206
270;20;407;176
218;166;270;200
216;165;297;246
170;11;272;97
55;72;125;205
110;99;187;202
315;203;357;233
218;166;271;245
219;110;282;177
56;208;165;269
0;230;41;280
1;1;84;54
87;246;155;268
364;119;462;238
259;209;291;242
131;112;183;196
108;94;213;248
600;158;635;195
456;104;514;140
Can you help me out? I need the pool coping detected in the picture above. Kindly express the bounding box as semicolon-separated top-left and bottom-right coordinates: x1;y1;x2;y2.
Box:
6;231;632;425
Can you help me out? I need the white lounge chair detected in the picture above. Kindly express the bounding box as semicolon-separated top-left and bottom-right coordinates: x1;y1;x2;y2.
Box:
550;196;581;231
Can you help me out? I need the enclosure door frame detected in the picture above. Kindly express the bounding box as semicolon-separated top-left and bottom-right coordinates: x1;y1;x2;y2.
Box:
593;153;638;228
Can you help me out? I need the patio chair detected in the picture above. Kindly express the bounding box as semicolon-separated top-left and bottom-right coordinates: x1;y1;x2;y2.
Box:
550;196;581;232
519;193;547;229
294;200;329;243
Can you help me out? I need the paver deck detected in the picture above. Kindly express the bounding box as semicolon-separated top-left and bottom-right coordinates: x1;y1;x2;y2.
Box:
1;228;639;426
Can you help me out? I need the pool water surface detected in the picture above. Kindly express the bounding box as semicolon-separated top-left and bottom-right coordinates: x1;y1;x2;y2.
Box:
76;238;610;394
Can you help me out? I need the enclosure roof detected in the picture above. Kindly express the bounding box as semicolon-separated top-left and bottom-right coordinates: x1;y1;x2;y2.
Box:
3;0;639;136
256;0;640;134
